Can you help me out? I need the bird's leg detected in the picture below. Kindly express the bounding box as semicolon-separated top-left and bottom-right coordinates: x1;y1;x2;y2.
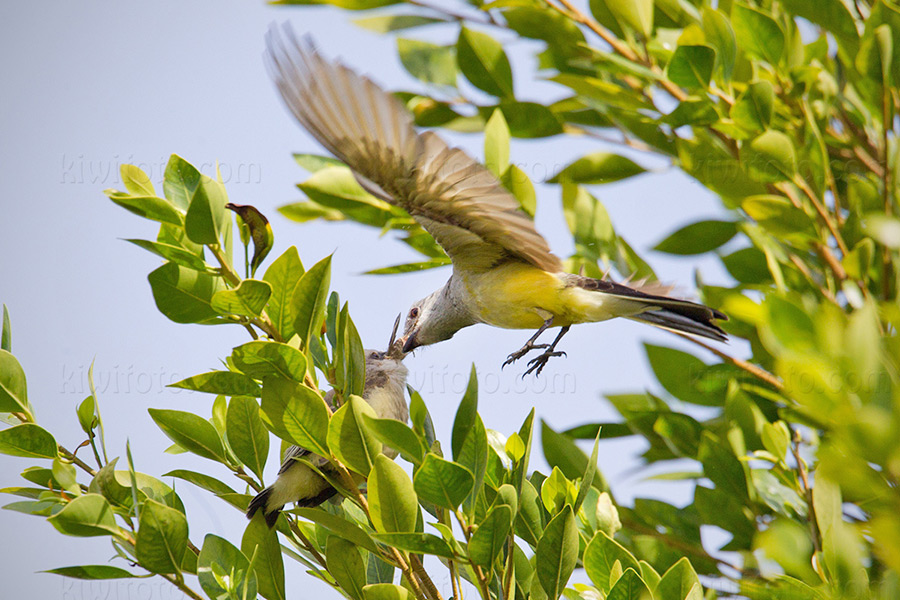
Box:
523;326;571;377
502;317;554;368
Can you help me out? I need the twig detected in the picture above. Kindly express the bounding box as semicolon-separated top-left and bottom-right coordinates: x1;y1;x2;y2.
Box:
789;427;821;553
881;84;894;301
674;333;783;391
789;178;849;255
58;444;97;477
160;573;206;600
406;0;494;25
343;469;440;600
454;509;491;600
286;515;328;568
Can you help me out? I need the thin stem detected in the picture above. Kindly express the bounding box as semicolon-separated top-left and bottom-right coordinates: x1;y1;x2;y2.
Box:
882;84;894;301
286;514;328;568
342;469;437;600
160;573;206;600
406;0;494;25
58;444;97;477
674;333;784;391
790;427;821;553
454;509;491;600
790;178;849;255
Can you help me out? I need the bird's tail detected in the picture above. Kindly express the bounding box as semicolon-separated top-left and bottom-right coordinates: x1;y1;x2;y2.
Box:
246;485;339;528
246;486;281;528
574;276;728;342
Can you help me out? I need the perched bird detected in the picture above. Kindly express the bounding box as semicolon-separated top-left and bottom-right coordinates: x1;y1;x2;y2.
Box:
265;25;727;376
247;327;409;527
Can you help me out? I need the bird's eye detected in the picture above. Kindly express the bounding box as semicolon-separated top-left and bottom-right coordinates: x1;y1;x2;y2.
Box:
409;307;419;318
369;351;379;359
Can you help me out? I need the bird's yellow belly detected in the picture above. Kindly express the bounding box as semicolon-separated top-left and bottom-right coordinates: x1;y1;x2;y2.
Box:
461;263;584;329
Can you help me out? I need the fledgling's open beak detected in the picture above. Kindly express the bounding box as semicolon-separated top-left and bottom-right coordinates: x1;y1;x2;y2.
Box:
386;314;407;359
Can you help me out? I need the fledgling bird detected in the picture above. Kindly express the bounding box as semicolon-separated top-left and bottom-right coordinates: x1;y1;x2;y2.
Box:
264;24;727;376
246;335;408;527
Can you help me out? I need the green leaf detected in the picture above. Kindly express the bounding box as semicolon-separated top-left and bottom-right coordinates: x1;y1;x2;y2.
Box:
226;396;269;481
198;534;257;600
231;341;308;382
653;220;738;255
262;246;305;340
550;152;645;184
468;504;512;567
730;81;775;132
413;454;474;509
328;394;381;475
368;454;418;533
124;239;211;273
607;568;650;600
699;432;748;499
781;0;858;46
163;154;201;211
666;45;716;89
148;408;227;463
701;8;736;81
657;557;700;600
741;130;797;182
242;513;285;600
645;344;720;406
364;258;452;275
327;537;366;600
48;494;119;537
484;109;510;178
226;203;274;277
741;195;814;238
502;164;537;216
536;506;579;599
457;27;514;98
372;532;455;558
260;378;329;456
452;365;479;460
0;349;29;415
291;507;379;554
363;584;412;600
104;190;184;227
574;432;601;513
361;414;425;466
584;531;641;592
732;3;784;65
297;167;394;226
43;565;136;580
1;304;10;352
397;39;456;87
185;173;228;245
120;163;155;196
541;421;608;492
292;254;332;348
0;423;56;458
147;262;226;324
516;480;544;546
608;0;653;36
354;14;446;33
211;279;272;317
170;370;260;396
496;101;563;138
163;469;236;496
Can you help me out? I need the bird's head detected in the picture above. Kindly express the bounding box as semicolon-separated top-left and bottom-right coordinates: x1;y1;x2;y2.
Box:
400;291;444;353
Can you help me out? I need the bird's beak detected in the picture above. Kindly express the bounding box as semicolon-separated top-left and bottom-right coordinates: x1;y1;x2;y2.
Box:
401;330;419;354
388;314;401;348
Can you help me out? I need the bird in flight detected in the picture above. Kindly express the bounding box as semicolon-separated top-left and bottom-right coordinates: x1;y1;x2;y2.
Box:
265;24;727;375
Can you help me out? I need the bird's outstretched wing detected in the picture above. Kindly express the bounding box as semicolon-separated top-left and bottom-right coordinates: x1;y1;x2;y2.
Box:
265;24;562;273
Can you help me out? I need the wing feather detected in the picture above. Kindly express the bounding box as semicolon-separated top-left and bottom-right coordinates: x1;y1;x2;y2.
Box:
265;24;561;273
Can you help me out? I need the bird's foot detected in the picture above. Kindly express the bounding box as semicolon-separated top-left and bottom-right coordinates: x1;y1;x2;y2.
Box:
503;343;549;368
523;350;567;377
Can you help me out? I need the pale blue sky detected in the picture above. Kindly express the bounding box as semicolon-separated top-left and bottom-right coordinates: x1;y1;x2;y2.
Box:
0;1;734;597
